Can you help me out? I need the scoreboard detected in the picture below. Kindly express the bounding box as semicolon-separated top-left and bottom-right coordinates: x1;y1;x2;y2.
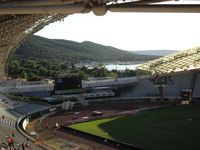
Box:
54;76;82;94
181;89;191;100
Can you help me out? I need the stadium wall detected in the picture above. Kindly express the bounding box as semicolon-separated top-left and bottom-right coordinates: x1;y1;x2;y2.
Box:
192;72;200;98
126;71;200;98
163;71;193;97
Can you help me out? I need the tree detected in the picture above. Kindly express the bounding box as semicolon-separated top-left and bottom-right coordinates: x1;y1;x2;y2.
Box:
79;70;88;80
38;67;48;76
20;71;27;79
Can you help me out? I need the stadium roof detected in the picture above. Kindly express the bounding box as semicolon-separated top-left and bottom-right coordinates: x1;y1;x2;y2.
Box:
137;46;200;75
1;0;200;78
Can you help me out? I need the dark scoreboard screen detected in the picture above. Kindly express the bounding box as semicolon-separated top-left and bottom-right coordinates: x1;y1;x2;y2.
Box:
54;76;82;94
181;90;191;100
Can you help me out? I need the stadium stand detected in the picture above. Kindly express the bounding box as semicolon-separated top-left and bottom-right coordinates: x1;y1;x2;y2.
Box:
132;47;200;98
138;46;200;75
192;73;200;98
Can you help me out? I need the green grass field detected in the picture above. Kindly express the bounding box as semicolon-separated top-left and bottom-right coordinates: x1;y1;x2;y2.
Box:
69;105;200;150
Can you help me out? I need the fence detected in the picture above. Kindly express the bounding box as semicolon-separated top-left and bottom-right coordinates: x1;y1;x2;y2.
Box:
60;126;144;150
63;105;172;126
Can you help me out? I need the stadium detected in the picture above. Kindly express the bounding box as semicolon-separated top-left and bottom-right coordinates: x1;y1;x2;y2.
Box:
35;47;200;150
1;35;200;150
1;1;200;150
131;46;200;98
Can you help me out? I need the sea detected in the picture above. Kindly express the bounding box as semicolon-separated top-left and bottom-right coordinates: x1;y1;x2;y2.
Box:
105;64;140;71
77;62;143;71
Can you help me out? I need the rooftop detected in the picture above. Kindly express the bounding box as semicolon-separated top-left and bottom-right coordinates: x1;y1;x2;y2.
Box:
137;46;200;75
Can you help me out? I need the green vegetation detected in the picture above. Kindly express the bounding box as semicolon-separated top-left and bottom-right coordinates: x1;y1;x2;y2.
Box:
69;105;200;150
8;60;136;80
8;59;74;80
13;35;158;62
9;35;158;80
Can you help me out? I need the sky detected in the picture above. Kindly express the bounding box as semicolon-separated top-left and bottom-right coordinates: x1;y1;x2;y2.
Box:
36;12;200;51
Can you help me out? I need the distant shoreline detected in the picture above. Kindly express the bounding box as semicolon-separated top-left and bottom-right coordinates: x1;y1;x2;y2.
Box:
77;62;143;71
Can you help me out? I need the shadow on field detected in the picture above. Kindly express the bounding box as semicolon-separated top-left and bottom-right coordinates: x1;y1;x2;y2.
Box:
98;116;146;148
98;105;200;150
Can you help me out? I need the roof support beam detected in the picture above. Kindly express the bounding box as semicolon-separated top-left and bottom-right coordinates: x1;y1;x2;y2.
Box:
109;4;200;13
0;3;90;15
130;0;174;4
0;0;76;7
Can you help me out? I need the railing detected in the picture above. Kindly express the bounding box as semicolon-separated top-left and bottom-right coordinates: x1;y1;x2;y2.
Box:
60;126;144;150
16;116;36;142
61;105;173;150
87;96;181;103
0;84;53;93
63;105;172;126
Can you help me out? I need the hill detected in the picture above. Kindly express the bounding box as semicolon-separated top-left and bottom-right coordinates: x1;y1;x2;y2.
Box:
132;50;178;56
13;35;158;62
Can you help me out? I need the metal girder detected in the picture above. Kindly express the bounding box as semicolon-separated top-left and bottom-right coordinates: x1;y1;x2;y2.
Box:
0;3;90;15
129;0;174;4
0;0;76;6
108;3;200;13
0;2;200;15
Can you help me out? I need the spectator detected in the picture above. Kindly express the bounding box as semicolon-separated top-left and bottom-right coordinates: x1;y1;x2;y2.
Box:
11;131;14;137
21;143;25;150
8;137;12;148
25;138;29;147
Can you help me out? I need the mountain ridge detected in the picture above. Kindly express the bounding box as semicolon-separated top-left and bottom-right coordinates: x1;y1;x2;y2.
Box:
131;50;178;56
12;35;159;62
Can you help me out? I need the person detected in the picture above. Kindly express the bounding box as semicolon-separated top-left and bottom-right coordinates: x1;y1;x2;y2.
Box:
11;130;14;137
25;138;29;147
7;137;14;150
54;129;57;136
1;146;5;150
8;137;12;146
1;142;7;150
21;142;25;150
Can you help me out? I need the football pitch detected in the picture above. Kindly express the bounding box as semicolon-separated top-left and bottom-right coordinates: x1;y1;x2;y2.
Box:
69;105;200;150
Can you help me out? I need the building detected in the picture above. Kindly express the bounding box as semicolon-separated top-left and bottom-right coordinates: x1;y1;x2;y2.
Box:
127;46;200;99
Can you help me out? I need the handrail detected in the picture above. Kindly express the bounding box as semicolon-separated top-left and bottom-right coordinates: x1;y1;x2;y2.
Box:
16;116;36;142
